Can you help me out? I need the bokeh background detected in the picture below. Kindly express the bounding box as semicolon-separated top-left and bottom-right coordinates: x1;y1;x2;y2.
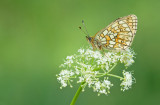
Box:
0;0;160;105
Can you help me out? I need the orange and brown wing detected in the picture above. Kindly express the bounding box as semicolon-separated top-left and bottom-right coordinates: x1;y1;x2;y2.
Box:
94;14;138;50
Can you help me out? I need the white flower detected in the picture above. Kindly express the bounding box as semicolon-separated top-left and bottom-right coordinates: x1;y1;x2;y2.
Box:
57;77;62;81
77;77;84;83
57;47;136;95
119;48;135;67
61;80;67;87
120;71;134;91
95;81;101;91
99;89;106;94
78;48;85;54
85;49;94;55
93;51;102;59
100;56;108;64
93;78;113;95
105;63;109;71
104;52;112;62
66;56;74;60
70;71;75;76
103;79;112;89
64;55;75;67
57;69;75;88
74;66;80;75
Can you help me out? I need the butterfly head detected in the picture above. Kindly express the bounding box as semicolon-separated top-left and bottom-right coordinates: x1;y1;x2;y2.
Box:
86;36;92;42
86;36;96;49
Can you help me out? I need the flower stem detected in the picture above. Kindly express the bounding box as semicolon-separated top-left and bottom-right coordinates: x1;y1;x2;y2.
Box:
70;82;85;105
107;63;117;73
107;74;123;79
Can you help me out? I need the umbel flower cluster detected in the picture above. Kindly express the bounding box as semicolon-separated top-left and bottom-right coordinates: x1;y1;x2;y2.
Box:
57;47;136;95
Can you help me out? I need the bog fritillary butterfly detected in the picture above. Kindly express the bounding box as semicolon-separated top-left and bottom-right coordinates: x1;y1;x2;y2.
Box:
86;14;138;50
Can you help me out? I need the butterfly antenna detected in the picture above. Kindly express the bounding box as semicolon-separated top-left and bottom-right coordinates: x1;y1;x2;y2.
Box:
79;26;88;36
82;20;90;37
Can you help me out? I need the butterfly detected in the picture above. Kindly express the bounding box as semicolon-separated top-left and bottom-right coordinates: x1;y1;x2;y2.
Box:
84;14;137;50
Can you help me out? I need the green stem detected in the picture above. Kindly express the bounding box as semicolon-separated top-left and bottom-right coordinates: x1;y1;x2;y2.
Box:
107;63;117;73
107;74;123;79
96;63;117;77
70;82;85;105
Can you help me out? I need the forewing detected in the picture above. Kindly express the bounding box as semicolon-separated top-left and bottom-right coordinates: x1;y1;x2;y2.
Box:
94;14;137;50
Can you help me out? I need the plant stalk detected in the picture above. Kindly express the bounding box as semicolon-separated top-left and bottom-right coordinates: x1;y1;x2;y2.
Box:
70;82;85;105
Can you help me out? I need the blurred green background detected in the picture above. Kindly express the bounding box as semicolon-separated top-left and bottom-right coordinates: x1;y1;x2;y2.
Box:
0;0;160;105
